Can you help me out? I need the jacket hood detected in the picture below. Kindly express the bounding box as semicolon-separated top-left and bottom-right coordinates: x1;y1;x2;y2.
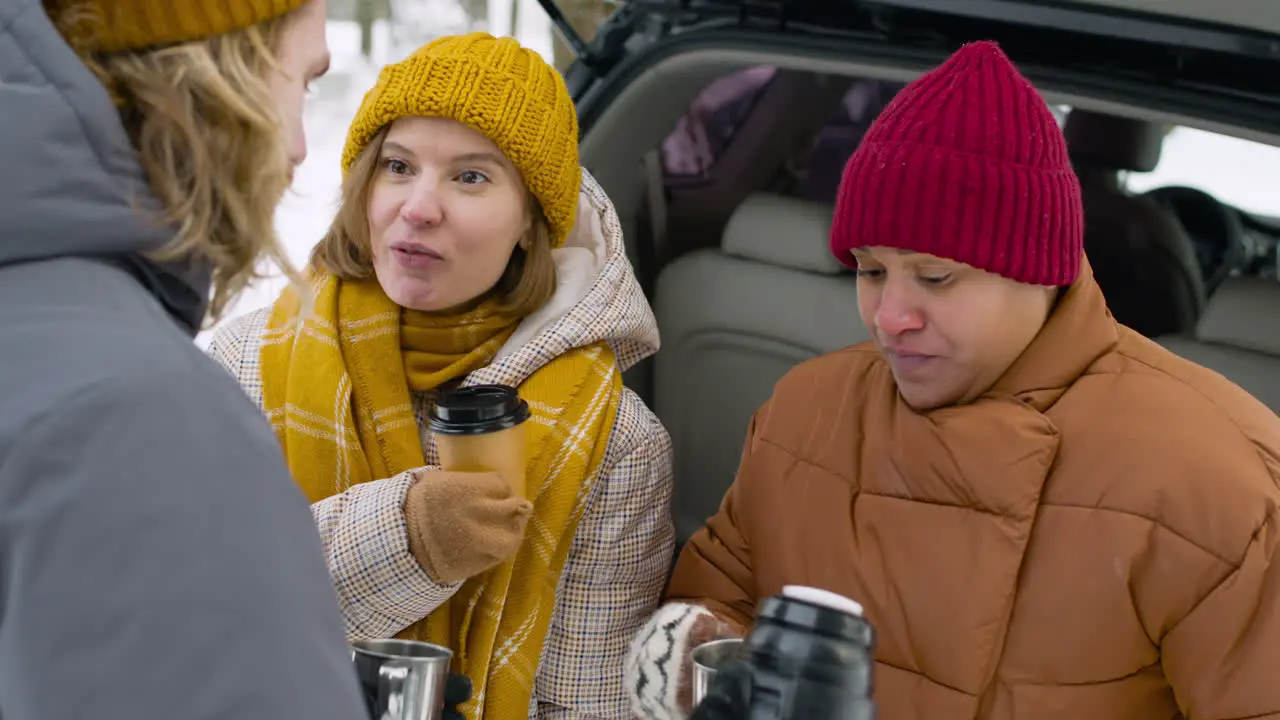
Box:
477;168;660;385
0;0;209;332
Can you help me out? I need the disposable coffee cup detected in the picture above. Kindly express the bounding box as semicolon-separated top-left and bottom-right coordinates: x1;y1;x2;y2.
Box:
429;384;531;498
691;637;744;707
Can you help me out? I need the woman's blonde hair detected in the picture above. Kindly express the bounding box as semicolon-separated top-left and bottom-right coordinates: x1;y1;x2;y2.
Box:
311;126;558;317
49;4;302;324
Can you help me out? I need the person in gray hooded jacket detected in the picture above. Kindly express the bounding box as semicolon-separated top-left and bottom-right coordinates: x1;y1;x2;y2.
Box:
0;1;367;718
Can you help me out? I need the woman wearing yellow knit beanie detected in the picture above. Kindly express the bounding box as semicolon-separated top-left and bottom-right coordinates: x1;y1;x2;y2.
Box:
4;0;367;719
209;32;674;719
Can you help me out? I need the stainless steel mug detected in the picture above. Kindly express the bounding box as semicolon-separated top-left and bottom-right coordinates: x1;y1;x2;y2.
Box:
691;638;744;707
352;639;453;720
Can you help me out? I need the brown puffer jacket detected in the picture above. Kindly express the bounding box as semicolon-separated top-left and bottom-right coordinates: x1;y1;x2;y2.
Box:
666;264;1280;719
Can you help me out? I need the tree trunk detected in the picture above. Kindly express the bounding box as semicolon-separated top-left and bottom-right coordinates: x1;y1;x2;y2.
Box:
356;0;374;56
356;0;393;57
550;0;613;71
459;0;489;31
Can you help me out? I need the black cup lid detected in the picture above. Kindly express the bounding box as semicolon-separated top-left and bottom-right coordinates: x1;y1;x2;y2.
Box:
429;384;531;435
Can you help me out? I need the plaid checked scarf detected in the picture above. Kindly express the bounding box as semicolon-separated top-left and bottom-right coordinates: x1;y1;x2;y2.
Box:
260;273;622;718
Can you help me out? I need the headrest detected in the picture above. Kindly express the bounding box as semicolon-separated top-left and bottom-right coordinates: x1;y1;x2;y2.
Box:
1064;109;1166;173
722;194;846;275
1196;276;1280;355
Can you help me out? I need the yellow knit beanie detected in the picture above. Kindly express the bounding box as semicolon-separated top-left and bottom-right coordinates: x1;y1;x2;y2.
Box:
343;32;582;248
45;0;312;54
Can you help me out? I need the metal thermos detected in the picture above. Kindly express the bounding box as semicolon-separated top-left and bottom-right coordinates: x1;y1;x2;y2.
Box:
689;585;876;720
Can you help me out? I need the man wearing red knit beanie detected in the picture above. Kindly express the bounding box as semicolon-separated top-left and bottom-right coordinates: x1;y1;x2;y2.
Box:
626;41;1280;720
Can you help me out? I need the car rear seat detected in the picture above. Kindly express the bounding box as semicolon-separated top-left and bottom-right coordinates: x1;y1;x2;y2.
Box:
654;193;871;544
1065;110;1205;337
1159;275;1280;412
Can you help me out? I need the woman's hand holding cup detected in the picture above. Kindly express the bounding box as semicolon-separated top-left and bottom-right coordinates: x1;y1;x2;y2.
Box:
403;468;533;584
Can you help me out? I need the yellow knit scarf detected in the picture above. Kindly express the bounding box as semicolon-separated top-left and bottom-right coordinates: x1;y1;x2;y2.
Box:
260;273;622;718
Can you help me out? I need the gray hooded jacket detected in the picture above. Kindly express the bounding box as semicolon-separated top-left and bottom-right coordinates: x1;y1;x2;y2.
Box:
0;2;366;718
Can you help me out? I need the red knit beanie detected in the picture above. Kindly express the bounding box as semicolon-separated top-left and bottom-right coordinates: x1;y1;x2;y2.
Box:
829;41;1083;286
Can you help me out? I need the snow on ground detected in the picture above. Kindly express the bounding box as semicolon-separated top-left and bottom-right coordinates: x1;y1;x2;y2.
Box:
197;11;1280;346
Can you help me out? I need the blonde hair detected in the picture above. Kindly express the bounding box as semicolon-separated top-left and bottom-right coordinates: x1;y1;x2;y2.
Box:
49;4;303;324
311;126;558;317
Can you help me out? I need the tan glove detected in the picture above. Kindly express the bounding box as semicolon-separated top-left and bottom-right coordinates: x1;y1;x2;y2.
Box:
403;469;533;584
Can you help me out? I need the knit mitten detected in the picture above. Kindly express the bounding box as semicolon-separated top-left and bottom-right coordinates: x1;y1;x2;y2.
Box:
403;469;532;584
626;602;744;720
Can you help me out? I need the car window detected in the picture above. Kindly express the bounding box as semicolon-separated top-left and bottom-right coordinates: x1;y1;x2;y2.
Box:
1124;126;1280;279
660;66;903;200
657;73;1278;282
1125;127;1280;219
790;78;904;204
660;66;778;180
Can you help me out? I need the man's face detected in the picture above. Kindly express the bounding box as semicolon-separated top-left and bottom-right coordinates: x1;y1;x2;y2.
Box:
851;247;1057;410
266;0;330;172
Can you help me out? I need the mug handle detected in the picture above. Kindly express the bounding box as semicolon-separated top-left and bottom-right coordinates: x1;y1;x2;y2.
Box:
377;662;411;719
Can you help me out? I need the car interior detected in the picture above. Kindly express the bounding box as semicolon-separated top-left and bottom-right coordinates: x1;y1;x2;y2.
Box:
554;1;1280;549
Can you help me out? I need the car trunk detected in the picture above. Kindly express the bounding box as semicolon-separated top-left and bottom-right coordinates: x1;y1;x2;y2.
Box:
529;0;1280;384
534;0;1280;127
530;0;1280;256
1054;0;1280;37
527;0;1280;544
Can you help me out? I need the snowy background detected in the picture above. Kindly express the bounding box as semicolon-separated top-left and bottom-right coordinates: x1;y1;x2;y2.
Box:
197;7;1280;343
197;3;556;344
